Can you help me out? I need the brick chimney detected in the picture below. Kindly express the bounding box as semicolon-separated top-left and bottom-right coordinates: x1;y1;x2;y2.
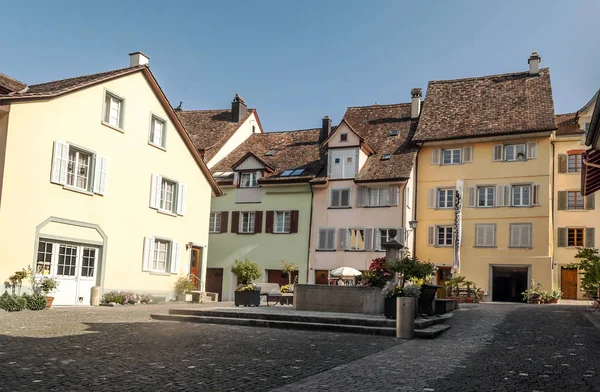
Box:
320;116;332;142
411;88;422;119
231;94;247;122
129;51;149;67
528;51;541;75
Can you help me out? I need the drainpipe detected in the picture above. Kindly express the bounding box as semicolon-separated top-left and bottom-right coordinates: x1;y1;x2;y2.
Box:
306;183;315;284
550;139;556;288
412;151;419;257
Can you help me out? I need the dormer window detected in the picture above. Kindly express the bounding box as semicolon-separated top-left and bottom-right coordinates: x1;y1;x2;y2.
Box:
389;130;399;137
340;133;348;142
328;148;358;179
381;154;391;161
240;172;259;187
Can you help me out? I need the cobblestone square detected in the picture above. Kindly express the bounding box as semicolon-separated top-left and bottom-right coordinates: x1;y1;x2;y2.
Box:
0;303;599;391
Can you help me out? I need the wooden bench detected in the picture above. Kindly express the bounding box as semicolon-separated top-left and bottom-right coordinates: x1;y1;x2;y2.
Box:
255;283;293;306
418;284;441;317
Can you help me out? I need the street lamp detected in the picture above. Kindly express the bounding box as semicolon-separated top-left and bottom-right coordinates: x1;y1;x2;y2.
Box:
402;220;418;257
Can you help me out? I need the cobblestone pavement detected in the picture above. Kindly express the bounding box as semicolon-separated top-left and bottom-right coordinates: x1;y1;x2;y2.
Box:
0;303;599;391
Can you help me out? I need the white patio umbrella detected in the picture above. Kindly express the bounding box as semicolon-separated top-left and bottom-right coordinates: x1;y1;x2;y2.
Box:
330;266;362;277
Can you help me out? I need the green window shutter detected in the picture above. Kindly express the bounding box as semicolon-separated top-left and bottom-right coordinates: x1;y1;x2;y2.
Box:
586;228;595;248
558;154;567;173
557;191;567;211
586;194;596;210
557;228;567;247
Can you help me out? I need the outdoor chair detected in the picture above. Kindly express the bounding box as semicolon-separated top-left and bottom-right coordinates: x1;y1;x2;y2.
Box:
418;284;441;317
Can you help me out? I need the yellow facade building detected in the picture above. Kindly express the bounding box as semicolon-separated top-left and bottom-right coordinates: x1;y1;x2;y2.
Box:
413;53;557;301
0;53;221;305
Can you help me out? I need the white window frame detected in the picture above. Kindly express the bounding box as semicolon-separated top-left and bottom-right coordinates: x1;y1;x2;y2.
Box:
437;188;455;209
160;178;177;213
149;114;167;149
102;90;124;130
274;211;291;233
511;184;531;207
239;212;256;233
240;172;259;188
504;143;527;161
376;228;396;251
328;148;357;179
317;228;336;250
330;188;351;208
442;148;461;165
152;238;171;273
509;223;532;248
477;186;495;208
66;147;93;191
436;226;453;247
348;228;366;251
366;188;389;207
209;212;221;233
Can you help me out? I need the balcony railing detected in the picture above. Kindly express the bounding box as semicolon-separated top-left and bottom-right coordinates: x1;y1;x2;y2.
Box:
235;187;263;203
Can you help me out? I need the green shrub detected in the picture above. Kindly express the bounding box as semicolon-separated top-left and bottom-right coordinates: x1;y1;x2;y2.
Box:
139;294;153;304
22;293;47;310
231;259;262;285
102;291;126;305
174;277;195;298
0;292;27;312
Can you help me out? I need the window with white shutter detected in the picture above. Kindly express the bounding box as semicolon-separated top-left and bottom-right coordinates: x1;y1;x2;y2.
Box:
375;228;401;251
437;189;454;208
462;146;473;163
150;174;186;216
51;141;107;195
328;148;358;179
477;186;495;207
509;223;532;248
348;228;366;250
317;228;336;250
441;149;461;165
431;149;441;165
511;185;532;207
330;188;351;208
436;226;453;246
143;237;178;274
475;224;496;247
149;115;167;149
103;90;124;130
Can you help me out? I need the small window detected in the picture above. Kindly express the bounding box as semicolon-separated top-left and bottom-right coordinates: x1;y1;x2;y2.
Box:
568;153;582;173
567;191;584;210
475;224;496;247
280;170;294;177
240;172;259;187
160;179;177;212
150;116;166;149
477;187;495;207
209;212;221;233
264;150;275;156
37;241;53;274
334;158;341;164
291;169;304;176
437;189;454;209
330;188;351;208
317;228;336;250
381;154;391;161
274;211;291;233
568;228;584;247
152;239;171;272
348;229;365;250
509;223;532;248
442;149;461;165
239;212;256;233
376;228;396;251
66;148;93;191
512;185;531;207
103;91;124;129
81;247;97;278
389;130;399;137
504;144;526;161
436;226;453;246
366;188;389;207
340;133;348;142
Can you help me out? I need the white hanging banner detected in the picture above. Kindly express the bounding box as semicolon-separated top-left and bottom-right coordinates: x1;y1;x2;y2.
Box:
453;179;464;273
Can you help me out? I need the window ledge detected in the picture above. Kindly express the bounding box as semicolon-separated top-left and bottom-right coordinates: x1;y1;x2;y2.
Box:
474;246;497;248
63;185;94;196
345;250;366;252
209;231;221;234
157;209;177;217
508;246;533;249
272;232;291;235
149;271;172;276
315;249;336;252
328;206;352;209
101;121;124;133
235;202;263;204
148;141;166;152
364;206;391;209
565;209;587;212
237;232;256;235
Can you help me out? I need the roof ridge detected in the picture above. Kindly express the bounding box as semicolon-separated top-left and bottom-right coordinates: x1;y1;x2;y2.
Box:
429;67;549;85
179;108;256;113
0;72;27;88
264;128;321;134
347;102;411;109
556;112;577;117
27;65;146;88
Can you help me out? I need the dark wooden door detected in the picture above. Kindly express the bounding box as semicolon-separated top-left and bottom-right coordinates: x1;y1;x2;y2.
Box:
436;267;452;298
315;270;329;285
190;247;202;290
205;268;223;301
267;269;298;287
561;268;578;299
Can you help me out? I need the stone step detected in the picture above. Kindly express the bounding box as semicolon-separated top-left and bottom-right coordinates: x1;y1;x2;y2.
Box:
167;308;453;330
151;314;453;339
414;324;452;339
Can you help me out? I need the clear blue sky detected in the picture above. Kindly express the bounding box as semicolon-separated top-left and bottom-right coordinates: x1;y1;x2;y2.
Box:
2;0;600;132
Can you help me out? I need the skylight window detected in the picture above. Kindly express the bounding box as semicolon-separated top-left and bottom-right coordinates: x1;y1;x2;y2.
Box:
264;150;276;156
381;154;391;161
291;169;304;176
280;169;305;177
213;171;223;177
389;130;399;137
280;170;294;177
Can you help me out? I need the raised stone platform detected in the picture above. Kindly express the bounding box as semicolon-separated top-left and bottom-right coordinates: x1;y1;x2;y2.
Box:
151;306;453;338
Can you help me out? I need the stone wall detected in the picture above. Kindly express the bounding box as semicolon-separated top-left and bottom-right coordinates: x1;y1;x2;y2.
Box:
294;284;384;315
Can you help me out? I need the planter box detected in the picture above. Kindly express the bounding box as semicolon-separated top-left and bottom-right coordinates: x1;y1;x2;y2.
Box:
384;297;418;319
434;299;458;314
294;284;384;315
235;291;261;307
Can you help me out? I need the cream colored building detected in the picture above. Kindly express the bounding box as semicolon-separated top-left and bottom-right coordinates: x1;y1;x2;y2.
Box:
413;52;557;302
554;97;598;299
0;53;221;305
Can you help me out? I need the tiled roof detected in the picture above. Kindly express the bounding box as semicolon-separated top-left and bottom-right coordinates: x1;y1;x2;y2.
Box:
211;128;327;184
176;109;255;162
0;73;26;94
413;68;557;142
555;112;583;135
0;66;146;100
312;103;418;183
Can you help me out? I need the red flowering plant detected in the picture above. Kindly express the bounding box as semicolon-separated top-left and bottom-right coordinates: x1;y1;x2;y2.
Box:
358;257;393;288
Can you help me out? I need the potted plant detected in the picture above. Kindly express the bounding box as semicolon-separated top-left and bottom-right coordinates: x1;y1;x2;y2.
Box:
383;284;421;319
39;276;59;308
464;281;475;303
550;289;562;304
517;151;526;160
174;276;195;302
231;259;262;307
522;286;541;304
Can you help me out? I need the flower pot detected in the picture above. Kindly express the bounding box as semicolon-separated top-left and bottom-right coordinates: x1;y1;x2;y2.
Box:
235;290;261;307
552;298;559;304
465;297;474;303
185;293;193;302
45;296;54;308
